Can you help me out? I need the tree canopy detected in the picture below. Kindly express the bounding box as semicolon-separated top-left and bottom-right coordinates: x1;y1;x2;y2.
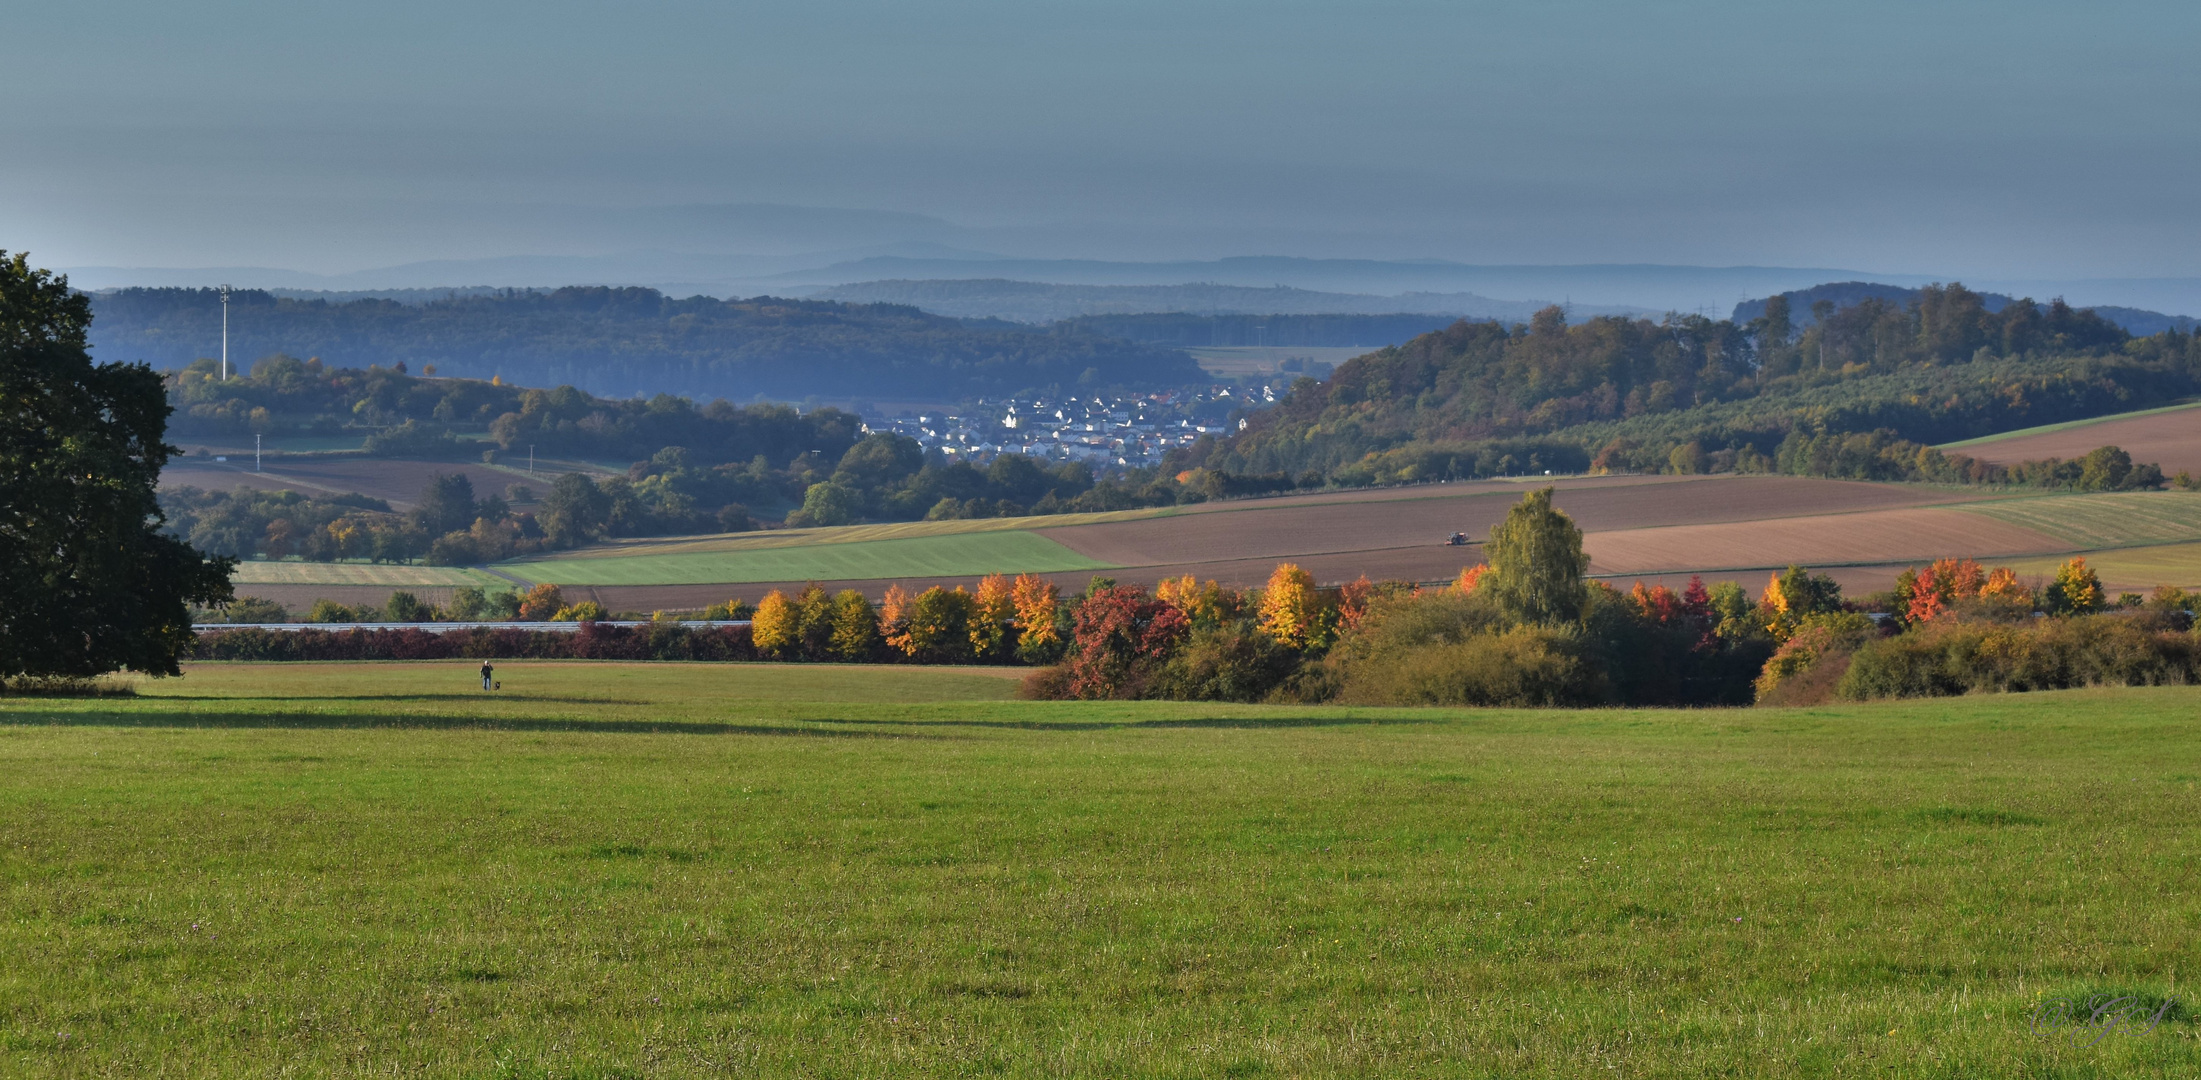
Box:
0;253;232;685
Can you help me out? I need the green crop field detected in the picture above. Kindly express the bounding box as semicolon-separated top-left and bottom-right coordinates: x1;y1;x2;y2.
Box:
1954;491;2201;550
4;663;2198;1077
503;529;1116;586
228;561;511;588
2003;541;2201;589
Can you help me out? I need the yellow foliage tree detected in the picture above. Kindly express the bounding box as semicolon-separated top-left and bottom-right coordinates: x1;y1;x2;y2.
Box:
880;583;914;657
1010;573;1060;659
2049;557;2103;614
970;574;1015;659
751;589;797;656
1258;563;1319;649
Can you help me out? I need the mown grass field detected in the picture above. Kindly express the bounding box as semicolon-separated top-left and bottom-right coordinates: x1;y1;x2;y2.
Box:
1954;491;2201;550
2004;541;2201;590
4;664;2199;1077
505;530;1115;586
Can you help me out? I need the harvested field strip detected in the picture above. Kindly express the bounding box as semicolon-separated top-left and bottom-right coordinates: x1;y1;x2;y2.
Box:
1951;492;2201;549
535;507;1175;560
2000;542;2201;590
1045;475;1991;568
1937;400;2201;449
1581;507;2068;577
1937;405;2201;476
229;561;510;587
506;530;1114;586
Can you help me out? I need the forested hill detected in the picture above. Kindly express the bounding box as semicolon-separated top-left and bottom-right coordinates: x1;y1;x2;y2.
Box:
1169;284;2201;487
88;287;1203;403
1734;281;2200;337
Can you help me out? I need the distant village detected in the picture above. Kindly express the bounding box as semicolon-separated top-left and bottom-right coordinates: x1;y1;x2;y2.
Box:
868;385;1280;468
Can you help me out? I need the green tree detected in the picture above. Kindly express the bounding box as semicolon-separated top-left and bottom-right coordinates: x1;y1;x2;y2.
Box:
1482;487;1588;626
540;472;610;547
827;590;881;661
0;252;233;685
795;480;861;527
412;473;476;537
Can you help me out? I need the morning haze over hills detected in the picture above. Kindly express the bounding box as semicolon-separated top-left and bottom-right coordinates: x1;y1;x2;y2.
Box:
16;0;2201;1072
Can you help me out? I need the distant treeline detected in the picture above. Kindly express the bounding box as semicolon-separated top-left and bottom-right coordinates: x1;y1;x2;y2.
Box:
1734;280;2199;337
1170;284;2199;490
94;286;1203;402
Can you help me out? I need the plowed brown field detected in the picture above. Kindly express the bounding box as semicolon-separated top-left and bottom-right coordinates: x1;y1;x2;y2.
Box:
1041;474;1991;568
1955;404;2201;475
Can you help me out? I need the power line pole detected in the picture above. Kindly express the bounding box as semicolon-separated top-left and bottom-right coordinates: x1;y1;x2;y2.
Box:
219;284;231;381
255;433;262;473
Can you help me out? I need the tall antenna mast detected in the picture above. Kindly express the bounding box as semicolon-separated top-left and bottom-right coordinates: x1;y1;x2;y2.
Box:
219;284;231;381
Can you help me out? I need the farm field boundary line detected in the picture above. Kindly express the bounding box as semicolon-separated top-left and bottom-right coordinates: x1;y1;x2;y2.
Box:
1936;399;2201;450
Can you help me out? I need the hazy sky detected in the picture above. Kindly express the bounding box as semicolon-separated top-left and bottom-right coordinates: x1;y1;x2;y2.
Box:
5;0;2197;277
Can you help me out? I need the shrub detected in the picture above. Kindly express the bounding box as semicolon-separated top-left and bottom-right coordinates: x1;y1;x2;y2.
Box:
1754;612;1878;705
307;599;358;623
1150;625;1302;702
385;591;434;622
1052;584;1189;699
1838;613;2201;699
549;600;604;622
448;587;487;620
516;584;565;621
700;597;754;621
201;595;287;624
1336;625;1601;707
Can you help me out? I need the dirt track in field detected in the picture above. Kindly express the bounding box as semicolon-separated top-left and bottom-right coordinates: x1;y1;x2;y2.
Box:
162;458;582;509
1041;474;1988;568
1961;406;2201;475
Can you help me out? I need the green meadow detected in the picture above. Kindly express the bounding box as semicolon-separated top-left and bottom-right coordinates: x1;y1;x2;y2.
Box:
4;663;2199;1077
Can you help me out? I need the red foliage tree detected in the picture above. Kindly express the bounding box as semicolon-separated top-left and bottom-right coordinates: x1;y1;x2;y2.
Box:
1063;584;1190;699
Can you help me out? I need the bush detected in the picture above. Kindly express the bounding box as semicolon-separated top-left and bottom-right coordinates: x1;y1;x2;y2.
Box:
1838;613;2201;699
1150;625;1303;702
1332;624;1600;706
385;591;434;622
191;623;755;662
200;595;287;624
1753;612;1878;705
307;599;358;623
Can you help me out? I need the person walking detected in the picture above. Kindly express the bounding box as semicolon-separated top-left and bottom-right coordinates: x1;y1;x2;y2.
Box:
480;660;494;691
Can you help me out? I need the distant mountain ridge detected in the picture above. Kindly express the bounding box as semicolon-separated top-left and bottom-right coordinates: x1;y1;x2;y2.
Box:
808;278;1649;323
86;286;1202;404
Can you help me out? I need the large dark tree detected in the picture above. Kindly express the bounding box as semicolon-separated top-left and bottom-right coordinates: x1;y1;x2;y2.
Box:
0;253;232;685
